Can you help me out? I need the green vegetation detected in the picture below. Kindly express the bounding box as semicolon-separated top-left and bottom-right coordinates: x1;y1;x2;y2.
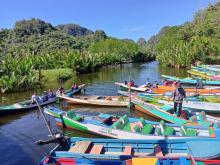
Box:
145;1;220;68
0;18;151;93
42;68;73;82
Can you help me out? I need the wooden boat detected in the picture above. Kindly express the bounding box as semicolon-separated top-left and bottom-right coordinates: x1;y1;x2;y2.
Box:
0;84;85;116
38;136;220;159
59;95;128;107
152;85;220;94
161;75;220;86
45;106;216;139
39;155;220;165
131;97;220;128
115;82;148;92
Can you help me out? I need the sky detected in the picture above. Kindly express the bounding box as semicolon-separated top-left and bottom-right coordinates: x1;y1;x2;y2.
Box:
0;0;217;41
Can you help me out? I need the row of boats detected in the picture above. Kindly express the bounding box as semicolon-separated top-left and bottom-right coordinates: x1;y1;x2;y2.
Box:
41;78;220;164
2;65;220;165
38;81;220;165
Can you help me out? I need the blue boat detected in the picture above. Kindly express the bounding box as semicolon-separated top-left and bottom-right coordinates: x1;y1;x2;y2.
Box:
39;156;197;165
39;136;220;160
161;75;220;86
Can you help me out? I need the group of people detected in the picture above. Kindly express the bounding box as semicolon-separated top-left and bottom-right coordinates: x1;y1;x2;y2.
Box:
124;80;135;87
163;79;204;89
145;79;159;88
31;89;56;104
147;79;187;117
125;78;186;117
31;82;79;104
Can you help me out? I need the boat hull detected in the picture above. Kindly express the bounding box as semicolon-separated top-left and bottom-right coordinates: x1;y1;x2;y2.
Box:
0;84;85;116
50;137;220;159
60;95;128;107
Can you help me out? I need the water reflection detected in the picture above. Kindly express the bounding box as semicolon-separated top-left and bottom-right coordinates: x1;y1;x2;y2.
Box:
0;61;188;164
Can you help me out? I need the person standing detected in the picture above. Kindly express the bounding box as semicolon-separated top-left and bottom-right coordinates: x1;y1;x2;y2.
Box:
31;93;37;104
196;79;204;89
172;83;186;117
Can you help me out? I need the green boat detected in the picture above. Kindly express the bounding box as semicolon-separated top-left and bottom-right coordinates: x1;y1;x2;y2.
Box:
44;106;217;139
0;84;85;116
131;97;220;128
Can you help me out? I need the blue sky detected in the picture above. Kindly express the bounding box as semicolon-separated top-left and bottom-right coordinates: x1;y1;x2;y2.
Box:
0;0;217;41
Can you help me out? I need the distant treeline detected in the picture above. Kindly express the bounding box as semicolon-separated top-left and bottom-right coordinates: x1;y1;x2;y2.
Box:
0;19;153;93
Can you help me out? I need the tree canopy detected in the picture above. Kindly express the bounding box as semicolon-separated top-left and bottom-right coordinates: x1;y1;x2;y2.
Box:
145;1;220;67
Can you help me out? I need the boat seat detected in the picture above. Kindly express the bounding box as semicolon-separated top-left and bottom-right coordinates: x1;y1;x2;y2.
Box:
139;117;145;128
199;111;207;122
155;127;162;135
154;145;163;157
66;111;82;121
112;115;131;131
69;141;91;153
190;116;197;123
122;115;131;131
139;117;154;134
142;124;154;134
159;120;175;136
208;127;216;138
123;123;131;131
122;114;129;124
111;118;126;130
180;125;197;136
123;146;132;155
133;125;141;133
67;111;76;118
90;145;103;154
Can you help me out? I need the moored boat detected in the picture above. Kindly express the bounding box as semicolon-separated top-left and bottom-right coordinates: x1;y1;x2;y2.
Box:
158;99;220;114
59;95;128;107
39;155;220;165
131;97;220;128
138;94;220;113
0;84;85;116
37;136;220;160
44;106;216;140
152;85;220;94
115;82;148;92
161;75;220;86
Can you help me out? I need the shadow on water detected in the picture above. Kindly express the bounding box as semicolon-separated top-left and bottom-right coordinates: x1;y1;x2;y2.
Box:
0;61;188;164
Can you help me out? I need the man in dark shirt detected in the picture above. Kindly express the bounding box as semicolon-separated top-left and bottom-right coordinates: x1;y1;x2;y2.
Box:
172;83;186;117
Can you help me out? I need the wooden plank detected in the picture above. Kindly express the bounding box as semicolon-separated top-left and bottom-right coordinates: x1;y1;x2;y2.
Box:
90;145;103;154
154;145;163;157
69;141;91;153
123;146;132;155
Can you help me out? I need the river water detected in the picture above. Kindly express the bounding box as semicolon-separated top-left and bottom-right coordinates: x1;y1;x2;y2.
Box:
0;61;188;165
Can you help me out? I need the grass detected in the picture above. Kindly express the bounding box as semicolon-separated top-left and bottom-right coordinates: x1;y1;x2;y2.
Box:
41;68;73;82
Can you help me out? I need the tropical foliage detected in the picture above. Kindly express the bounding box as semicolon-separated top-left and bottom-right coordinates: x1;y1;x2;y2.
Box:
145;1;220;67
0;18;151;93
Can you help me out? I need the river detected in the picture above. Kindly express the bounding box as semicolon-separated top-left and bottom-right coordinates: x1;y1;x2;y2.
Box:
0;61;188;165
